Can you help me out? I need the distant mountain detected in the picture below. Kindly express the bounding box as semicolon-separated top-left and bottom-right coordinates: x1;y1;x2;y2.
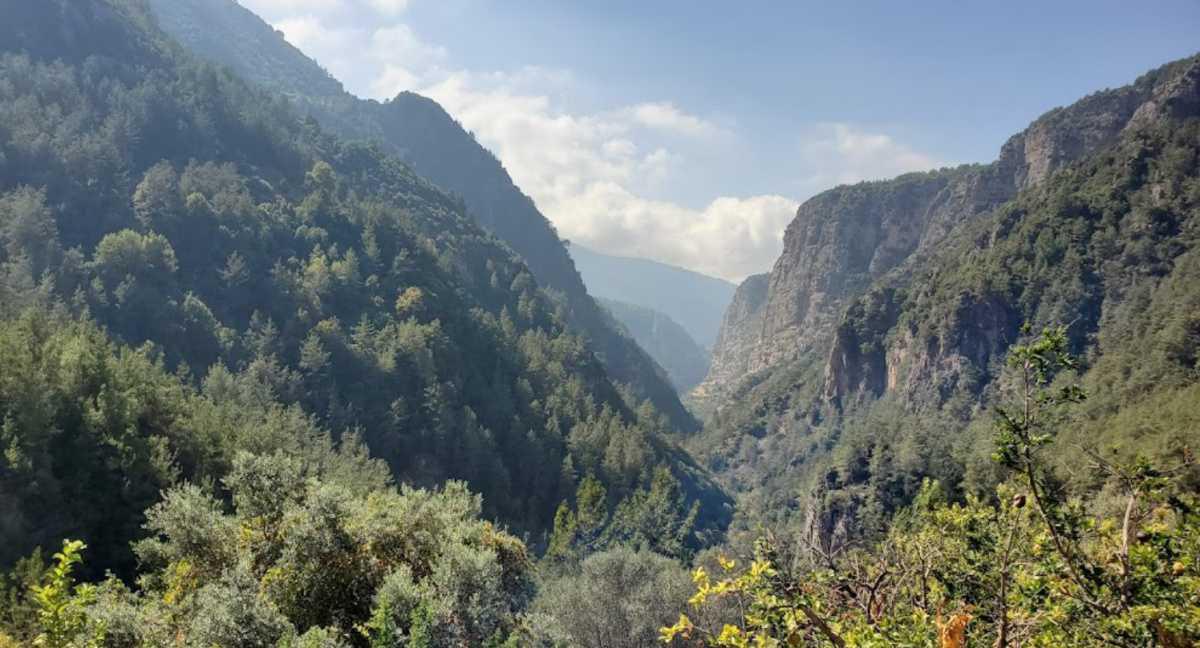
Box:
146;0;697;433
569;245;737;350
598;298;711;393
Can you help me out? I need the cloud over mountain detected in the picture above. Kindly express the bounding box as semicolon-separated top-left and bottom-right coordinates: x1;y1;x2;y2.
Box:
242;0;942;280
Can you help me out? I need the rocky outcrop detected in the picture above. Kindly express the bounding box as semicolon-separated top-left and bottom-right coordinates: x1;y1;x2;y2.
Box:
693;273;769;401
753;172;960;374
820;55;1200;408
701;54;1200;404
824;291;1018;407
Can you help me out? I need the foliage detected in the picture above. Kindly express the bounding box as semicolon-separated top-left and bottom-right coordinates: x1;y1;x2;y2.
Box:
30;541;101;648
146;0;698;434
532;547;693;648
694;63;1200;554
0;0;727;581
547;467;701;563
672;329;1200;646
12;454;533;648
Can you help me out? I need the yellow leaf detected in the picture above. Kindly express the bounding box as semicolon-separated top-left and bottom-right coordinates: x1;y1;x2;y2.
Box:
936;612;972;648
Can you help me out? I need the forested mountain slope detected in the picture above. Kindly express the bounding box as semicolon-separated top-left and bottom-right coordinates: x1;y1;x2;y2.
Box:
0;0;729;585
598;298;711;393
695;54;1200;546
145;0;697;433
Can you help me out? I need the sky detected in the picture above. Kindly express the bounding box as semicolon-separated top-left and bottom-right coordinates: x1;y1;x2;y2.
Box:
239;0;1200;281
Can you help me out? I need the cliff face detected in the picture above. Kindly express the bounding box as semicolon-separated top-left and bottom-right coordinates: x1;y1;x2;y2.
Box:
691;54;1200;551
822;54;1200;408
701;55;1200;404
754;172;959;372
693;273;769;400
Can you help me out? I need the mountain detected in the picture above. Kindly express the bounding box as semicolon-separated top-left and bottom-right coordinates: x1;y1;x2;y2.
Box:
0;0;730;585
695;54;1200;543
598;298;711;393
144;0;697;434
701;54;1200;402
0;3;1196;645
569;245;737;350
689;273;768;405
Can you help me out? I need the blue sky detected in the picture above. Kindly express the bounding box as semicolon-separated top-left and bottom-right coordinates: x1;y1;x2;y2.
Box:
241;0;1200;280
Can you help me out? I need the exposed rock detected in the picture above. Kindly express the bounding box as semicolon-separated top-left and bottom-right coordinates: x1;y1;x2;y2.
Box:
701;54;1200;405
691;273;769;403
755;172;956;375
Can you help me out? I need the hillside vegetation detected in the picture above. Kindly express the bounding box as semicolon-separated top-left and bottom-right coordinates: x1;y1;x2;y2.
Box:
0;1;1197;646
600;297;712;393
144;0;698;434
0;0;727;590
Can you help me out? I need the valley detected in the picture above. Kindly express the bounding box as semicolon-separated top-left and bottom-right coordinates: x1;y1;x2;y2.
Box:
0;2;1197;646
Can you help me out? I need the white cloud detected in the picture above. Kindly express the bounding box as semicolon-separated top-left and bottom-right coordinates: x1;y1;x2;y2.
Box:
559;184;798;281
627;102;721;138
271;15;364;85
371;64;421;98
798;123;943;192
241;0;407;20
367;24;447;95
367;0;410;16
423;72;797;281
371;24;446;69
238;3;941;280
273;15;345;50
240;0;345;21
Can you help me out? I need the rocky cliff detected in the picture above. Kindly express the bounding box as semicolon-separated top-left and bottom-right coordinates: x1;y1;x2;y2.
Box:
692;53;1200;548
700;54;1200;407
823;54;1200;408
692;273;768;401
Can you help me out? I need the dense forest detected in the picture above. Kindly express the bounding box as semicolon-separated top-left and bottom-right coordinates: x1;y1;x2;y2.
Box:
0;0;1197;646
144;0;699;432
0;1;724;643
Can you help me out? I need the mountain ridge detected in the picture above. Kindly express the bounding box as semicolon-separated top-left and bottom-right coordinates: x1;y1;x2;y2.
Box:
569;244;736;351
693;53;1200;546
699;53;1200;407
146;0;698;433
0;0;728;576
597;297;711;393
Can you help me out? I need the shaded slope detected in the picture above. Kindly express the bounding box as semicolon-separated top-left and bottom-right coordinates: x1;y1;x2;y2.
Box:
598;297;711;393
0;0;728;564
570;244;737;350
146;0;697;433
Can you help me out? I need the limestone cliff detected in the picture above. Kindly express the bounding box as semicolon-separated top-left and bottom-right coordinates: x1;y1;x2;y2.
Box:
692;273;769;401
691;54;1200;551
700;54;1200;406
822;54;1200;408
